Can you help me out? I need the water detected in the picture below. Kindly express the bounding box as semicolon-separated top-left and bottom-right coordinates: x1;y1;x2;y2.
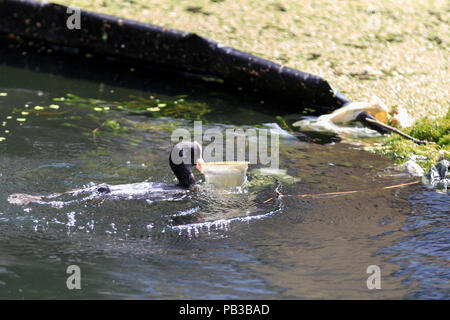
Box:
0;48;449;299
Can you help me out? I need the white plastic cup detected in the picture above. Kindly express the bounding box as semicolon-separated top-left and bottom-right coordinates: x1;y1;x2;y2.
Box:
201;161;249;188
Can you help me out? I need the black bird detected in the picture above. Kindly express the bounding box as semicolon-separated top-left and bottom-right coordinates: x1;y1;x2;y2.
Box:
169;141;205;189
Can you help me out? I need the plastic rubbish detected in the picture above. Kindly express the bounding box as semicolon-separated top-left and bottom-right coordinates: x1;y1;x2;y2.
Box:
202;161;249;188
292;97;412;138
422;159;449;191
401;160;426;177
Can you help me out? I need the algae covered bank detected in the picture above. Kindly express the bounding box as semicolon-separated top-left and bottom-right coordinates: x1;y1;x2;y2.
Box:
0;0;349;114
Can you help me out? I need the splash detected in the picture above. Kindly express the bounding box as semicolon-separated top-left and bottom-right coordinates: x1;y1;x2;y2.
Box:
170;206;282;238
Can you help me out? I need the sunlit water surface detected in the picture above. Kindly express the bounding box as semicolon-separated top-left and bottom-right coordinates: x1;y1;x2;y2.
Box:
0;61;448;299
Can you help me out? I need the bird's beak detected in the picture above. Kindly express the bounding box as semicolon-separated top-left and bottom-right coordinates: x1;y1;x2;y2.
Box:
196;158;205;174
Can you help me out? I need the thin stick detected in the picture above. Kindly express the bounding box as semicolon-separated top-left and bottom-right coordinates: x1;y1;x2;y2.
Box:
262;180;421;203
263;197;274;204
92;127;99;146
365;118;429;145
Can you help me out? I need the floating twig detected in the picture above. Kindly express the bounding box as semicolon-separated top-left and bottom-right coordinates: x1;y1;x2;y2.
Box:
262;180;421;203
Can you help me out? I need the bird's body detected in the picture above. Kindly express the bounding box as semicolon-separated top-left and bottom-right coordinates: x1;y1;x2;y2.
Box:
8;141;204;206
75;181;189;200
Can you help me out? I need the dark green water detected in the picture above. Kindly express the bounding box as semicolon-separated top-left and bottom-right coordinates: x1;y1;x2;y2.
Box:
0;57;448;299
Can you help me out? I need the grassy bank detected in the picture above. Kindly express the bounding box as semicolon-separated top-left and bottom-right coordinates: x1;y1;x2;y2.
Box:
53;0;448;120
370;110;450;170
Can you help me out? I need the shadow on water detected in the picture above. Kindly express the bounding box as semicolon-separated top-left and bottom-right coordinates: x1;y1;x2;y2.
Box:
0;44;448;299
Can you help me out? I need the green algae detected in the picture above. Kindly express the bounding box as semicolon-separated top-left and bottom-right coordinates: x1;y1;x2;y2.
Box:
370;108;450;171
